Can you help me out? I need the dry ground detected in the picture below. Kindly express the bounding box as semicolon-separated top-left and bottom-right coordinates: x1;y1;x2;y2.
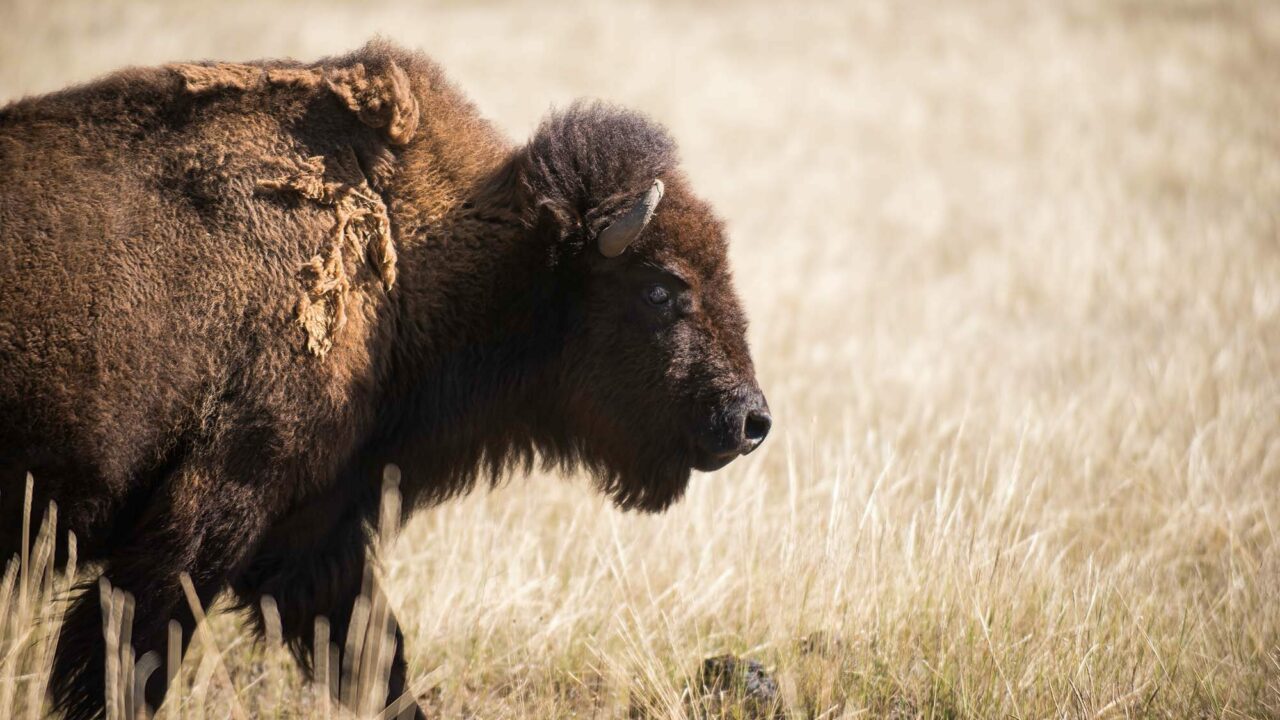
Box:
2;0;1279;717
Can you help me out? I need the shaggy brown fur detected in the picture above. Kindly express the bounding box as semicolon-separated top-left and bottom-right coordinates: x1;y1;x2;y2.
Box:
0;40;767;719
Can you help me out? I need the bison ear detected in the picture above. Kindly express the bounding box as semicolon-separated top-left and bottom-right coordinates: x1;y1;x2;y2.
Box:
325;61;419;145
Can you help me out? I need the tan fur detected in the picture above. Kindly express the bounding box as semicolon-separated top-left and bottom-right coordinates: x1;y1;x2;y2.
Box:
171;62;264;93
263;67;326;89
258;154;397;357
325;62;419;145
172;60;418;146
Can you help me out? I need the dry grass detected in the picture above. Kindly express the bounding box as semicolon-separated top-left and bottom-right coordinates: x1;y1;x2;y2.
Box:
3;0;1280;717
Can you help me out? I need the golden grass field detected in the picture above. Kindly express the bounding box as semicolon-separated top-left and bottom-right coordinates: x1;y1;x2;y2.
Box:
3;0;1280;717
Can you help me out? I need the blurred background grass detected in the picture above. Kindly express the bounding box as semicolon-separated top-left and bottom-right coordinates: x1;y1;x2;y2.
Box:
2;0;1279;717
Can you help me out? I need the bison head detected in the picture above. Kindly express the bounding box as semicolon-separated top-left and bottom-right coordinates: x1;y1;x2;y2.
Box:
516;103;770;511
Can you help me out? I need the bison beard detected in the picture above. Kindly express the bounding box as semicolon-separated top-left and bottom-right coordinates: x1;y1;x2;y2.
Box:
0;39;764;719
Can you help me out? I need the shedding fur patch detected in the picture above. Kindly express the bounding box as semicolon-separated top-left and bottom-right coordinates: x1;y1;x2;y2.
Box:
324;62;419;146
257;155;398;358
170;61;419;144
264;67;325;89
172;63;265;93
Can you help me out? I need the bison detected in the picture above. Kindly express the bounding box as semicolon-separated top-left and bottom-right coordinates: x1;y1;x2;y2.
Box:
0;39;770;719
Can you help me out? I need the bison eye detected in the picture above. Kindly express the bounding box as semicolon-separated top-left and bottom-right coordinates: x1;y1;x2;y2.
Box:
644;284;671;306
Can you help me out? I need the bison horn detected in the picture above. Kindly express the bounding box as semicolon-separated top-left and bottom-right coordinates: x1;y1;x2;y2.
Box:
597;179;664;258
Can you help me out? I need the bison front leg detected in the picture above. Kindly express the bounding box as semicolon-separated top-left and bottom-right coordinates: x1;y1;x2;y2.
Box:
233;508;426;720
49;467;270;720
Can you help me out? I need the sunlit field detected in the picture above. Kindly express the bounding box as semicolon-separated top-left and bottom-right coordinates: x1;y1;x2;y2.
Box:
2;0;1279;717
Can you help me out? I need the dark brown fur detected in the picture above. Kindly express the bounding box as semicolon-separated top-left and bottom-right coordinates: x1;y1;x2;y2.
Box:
0;40;765;719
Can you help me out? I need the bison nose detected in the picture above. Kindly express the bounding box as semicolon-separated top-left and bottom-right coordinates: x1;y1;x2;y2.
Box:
739;392;771;454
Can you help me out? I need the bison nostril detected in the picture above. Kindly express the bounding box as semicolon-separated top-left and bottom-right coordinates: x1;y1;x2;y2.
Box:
743;409;772;448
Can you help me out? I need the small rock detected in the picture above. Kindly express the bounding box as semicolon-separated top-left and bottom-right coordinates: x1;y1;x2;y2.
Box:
694;654;784;719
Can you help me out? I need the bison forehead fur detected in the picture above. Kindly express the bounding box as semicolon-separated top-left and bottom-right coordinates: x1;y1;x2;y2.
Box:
0;38;762;720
